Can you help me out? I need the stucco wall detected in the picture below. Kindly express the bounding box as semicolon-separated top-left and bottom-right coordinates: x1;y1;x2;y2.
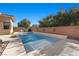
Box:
0;15;13;35
32;26;79;39
0;22;10;35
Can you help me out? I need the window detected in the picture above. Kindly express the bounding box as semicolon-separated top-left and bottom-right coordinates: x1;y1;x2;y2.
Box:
3;22;10;29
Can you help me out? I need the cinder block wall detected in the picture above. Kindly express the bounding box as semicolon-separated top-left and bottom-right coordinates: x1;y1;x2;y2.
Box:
32;26;79;39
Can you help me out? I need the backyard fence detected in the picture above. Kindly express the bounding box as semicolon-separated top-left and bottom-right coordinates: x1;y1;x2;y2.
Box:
32;26;79;39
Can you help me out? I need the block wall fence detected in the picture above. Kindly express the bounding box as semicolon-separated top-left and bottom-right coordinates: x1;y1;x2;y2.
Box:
32;26;79;39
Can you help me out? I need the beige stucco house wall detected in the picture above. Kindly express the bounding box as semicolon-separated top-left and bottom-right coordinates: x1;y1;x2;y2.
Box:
0;13;14;35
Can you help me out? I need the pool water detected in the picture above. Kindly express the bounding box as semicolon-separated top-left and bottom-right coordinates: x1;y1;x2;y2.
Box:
19;32;58;52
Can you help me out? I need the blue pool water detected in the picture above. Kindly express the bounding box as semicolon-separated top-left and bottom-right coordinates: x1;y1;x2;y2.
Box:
19;32;58;52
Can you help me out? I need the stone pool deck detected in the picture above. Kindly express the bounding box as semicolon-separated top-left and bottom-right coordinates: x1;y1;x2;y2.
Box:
0;32;79;56
0;35;26;56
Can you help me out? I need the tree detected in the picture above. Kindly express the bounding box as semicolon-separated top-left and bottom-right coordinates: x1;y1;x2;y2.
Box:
39;15;54;27
54;10;71;26
18;18;30;28
39;7;79;27
67;8;79;25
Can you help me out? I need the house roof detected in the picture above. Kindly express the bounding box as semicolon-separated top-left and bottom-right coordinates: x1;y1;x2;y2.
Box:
0;13;14;22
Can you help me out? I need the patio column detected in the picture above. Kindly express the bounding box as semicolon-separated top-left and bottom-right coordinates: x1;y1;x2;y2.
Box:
10;19;13;34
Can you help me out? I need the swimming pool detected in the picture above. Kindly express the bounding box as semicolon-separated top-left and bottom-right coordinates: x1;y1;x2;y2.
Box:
19;32;58;52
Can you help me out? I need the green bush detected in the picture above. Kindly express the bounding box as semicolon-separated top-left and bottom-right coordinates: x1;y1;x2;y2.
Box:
23;29;26;32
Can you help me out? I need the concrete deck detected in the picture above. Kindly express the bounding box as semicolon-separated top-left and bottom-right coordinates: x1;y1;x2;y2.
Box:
0;35;26;56
26;32;79;56
0;32;79;56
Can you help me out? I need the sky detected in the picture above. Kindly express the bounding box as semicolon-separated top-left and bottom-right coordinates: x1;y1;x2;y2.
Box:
0;3;79;26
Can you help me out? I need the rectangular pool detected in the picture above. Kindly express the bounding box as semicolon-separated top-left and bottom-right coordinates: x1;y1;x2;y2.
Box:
19;32;59;52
